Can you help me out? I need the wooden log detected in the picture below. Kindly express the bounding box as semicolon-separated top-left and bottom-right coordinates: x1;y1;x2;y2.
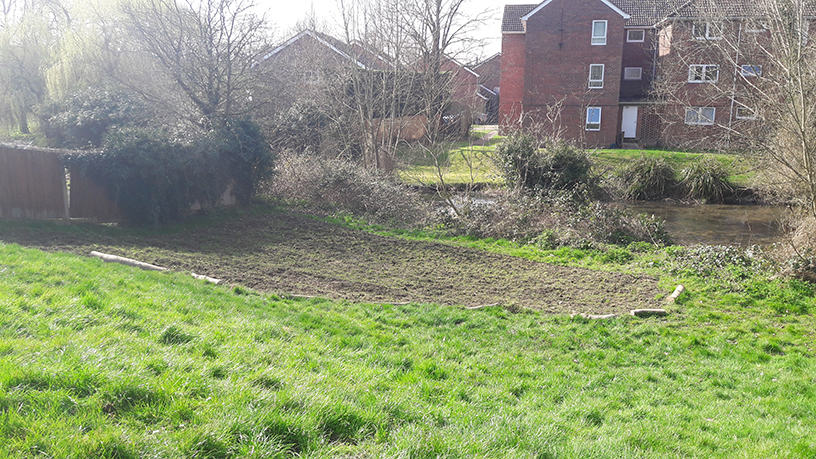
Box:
630;308;668;317
191;273;222;284
666;285;685;303
571;313;616;320
465;302;500;310
90;251;167;272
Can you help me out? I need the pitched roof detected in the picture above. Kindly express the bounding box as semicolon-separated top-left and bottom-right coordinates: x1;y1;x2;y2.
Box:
501;0;814;32
522;0;630;22
666;0;816;19
610;0;688;26
502;4;536;33
260;29;390;70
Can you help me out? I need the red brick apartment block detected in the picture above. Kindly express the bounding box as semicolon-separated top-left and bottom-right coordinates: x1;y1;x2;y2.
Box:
499;0;816;148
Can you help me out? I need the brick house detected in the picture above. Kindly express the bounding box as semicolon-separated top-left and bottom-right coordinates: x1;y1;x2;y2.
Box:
500;0;815;148
475;53;502;123
258;29;490;137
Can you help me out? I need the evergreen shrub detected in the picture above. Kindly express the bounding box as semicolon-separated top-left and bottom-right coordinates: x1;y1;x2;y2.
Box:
63;119;274;226
494;132;595;192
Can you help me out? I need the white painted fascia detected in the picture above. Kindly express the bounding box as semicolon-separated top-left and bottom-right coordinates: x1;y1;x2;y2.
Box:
520;0;630;22
446;55;480;78
479;84;497;96
259;30;366;68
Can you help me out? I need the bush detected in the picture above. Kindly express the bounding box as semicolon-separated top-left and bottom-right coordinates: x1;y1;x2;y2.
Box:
436;189;673;248
37;87;151;149
217;118;276;205
680;157;733;202
617;156;677;200
63;120;274;226
265;151;430;227
495;132;595;192
267;101;333;153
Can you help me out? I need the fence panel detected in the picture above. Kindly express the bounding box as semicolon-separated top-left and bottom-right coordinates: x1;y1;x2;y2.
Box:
0;145;68;220
68;166;121;221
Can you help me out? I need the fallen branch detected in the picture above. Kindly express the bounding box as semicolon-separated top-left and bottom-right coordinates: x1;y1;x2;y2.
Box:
630;308;668;318
571;313;616;320
90;251;167;272
191;273;222;285
666;285;685;303
465;302;500;310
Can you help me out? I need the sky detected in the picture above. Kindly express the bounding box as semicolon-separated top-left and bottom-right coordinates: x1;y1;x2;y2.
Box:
264;0;505;61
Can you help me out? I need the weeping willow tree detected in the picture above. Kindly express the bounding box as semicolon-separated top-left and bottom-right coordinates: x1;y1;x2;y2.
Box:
0;2;59;134
43;0;129;100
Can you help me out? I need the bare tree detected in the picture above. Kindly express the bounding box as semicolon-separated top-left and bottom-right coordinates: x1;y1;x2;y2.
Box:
651;0;816;216
118;0;270;129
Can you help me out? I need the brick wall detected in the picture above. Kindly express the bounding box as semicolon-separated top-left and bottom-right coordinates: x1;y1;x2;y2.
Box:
518;0;626;146
620;28;655;100
499;33;526;131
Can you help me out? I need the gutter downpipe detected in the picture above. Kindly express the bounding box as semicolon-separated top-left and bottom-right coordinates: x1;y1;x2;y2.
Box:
728;22;743;148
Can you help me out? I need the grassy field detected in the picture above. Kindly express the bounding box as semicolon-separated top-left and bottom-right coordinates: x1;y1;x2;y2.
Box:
2;214;816;458
399;128;753;187
398;142;502;187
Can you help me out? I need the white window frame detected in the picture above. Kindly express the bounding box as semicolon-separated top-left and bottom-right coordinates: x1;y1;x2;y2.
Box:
626;29;645;42
623;67;643;80
685;107;716;125
588;64;604;88
741;64;762;77
735;107;757;120
592;20;607;45
692;22;722;40
586;107;602;131
688;64;719;83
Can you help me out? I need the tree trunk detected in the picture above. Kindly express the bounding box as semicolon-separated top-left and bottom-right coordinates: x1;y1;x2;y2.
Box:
17;110;30;134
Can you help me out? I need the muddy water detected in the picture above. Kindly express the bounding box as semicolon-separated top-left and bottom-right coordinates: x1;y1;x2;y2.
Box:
624;202;785;246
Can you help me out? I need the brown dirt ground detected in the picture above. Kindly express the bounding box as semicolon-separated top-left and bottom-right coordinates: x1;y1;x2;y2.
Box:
0;212;663;314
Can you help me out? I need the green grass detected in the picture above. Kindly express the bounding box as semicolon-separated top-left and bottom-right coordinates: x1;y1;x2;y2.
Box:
593;149;753;186
397;133;752;188
398;143;502;187
2;238;816;458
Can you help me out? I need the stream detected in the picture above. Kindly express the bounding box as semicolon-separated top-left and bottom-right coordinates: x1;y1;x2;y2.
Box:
624;202;785;246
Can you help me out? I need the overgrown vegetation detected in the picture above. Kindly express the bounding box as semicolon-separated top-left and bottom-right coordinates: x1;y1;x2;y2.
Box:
680;157;734;203
616;156;678;200
436;189;672;248
36;87;151;149
494;132;595;192
63;119;274;226
265;150;429;227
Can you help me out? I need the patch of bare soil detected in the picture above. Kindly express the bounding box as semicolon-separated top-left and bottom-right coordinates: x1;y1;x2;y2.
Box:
0;212;662;314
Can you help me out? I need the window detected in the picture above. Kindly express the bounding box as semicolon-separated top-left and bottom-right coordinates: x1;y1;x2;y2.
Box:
586;107;602;131
741;64;762;77
624;67;643;80
685;107;716;125
627;29;645;42
736;107;757;119
592;20;607;45
692;22;722;40
688;64;719;83
588;64;604;88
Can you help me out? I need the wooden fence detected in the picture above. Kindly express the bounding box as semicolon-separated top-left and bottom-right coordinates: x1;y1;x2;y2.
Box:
68;165;122;222
0;145;69;220
1;144;236;222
